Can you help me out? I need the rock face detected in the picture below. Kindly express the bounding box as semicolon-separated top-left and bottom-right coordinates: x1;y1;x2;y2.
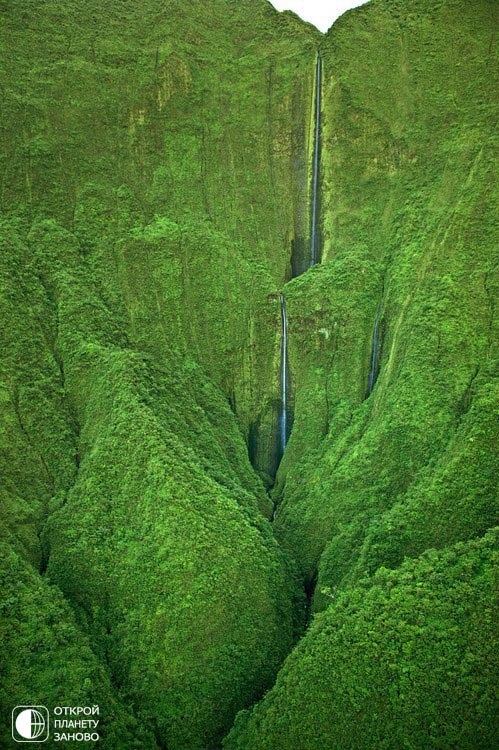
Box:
0;2;318;747
228;1;499;747
0;1;498;749
275;0;499;594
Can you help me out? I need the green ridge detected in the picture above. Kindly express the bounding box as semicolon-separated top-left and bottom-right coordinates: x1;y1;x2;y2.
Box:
0;1;497;749
224;531;499;750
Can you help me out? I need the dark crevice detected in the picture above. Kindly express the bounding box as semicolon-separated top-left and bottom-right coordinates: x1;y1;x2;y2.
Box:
304;570;318;624
38;533;50;576
247;402;282;488
366;300;384;398
290;237;308;278
458;365;480;420
277;293;292;466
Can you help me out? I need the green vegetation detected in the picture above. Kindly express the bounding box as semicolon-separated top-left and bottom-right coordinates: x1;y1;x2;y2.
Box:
0;2;318;746
225;531;499;750
0;544;151;748
274;0;499;596
1;0;497;749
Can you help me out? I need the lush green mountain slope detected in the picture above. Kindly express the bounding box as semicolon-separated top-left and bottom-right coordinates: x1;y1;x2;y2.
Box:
274;0;499;597
225;530;499;750
1;0;498;749
227;1;499;747
0;0;320;481
0;2;319;747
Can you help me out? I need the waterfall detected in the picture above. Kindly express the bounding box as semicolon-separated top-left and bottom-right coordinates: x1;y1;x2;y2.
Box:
310;51;322;266
274;50;322;473
368;303;382;395
280;294;288;456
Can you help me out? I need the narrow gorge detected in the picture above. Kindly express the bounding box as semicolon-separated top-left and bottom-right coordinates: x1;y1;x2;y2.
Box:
0;2;498;750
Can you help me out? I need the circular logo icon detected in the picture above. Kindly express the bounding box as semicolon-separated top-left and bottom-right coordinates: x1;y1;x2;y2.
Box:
12;706;49;743
16;709;46;739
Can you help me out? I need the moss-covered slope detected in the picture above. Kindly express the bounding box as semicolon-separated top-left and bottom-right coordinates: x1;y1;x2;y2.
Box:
0;0;321;479
1;0;498;748
224;531;499;750
273;0;499;595
0;2;319;747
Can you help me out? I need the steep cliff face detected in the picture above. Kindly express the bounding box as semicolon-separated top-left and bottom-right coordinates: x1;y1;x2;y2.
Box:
227;1;499;747
0;0;320;481
1;1;498;749
274;0;499;592
0;2;319;748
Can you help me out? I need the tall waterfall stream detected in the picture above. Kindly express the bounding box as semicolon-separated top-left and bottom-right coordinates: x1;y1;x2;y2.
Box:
279;294;289;456
276;51;323;474
310;51;322;267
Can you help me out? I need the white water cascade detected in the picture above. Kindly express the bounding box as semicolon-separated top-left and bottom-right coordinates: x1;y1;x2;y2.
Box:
275;51;322;471
310;51;322;266
280;294;289;455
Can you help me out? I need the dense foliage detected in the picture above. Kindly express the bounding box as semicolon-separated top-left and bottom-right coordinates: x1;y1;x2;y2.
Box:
274;0;499;597
225;531;499;750
0;0;497;748
0;2;318;747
